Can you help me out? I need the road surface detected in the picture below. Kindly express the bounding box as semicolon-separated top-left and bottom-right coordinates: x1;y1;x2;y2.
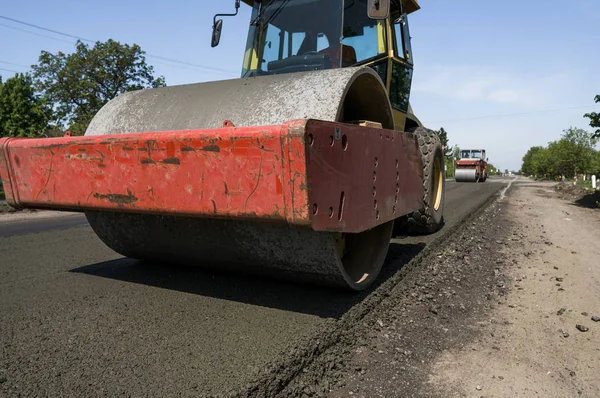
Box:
0;178;511;397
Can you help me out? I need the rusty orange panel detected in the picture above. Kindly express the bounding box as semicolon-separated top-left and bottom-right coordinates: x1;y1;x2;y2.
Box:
0;119;426;233
303;120;424;232
0;122;310;224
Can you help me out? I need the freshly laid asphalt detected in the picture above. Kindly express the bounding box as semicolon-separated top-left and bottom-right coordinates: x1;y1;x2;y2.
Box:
0;178;509;397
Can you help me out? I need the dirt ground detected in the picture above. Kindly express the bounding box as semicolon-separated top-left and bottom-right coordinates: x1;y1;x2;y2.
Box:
326;179;600;398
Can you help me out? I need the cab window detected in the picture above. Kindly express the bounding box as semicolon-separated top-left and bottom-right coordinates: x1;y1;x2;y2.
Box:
393;22;405;58
390;63;412;112
393;14;413;63
242;0;344;76
342;0;387;64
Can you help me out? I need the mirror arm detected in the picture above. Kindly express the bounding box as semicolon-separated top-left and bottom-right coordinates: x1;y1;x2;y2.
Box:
213;0;241;27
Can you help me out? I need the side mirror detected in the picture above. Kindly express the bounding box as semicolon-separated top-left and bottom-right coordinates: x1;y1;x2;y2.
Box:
367;0;390;19
211;19;223;47
211;0;240;48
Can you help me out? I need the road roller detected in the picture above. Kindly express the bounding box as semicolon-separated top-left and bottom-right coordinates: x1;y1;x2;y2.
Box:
0;0;445;290
455;149;488;183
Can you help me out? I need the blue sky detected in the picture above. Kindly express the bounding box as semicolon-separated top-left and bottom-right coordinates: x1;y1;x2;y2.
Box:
1;0;598;171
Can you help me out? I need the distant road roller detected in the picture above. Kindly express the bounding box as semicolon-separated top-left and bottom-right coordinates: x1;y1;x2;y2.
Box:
455;149;488;183
0;0;445;290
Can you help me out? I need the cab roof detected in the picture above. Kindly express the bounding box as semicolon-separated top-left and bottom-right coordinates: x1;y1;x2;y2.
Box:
241;0;420;14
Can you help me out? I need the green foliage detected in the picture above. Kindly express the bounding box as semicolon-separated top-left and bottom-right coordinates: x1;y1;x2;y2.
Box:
533;146;551;176
444;157;455;177
521;127;600;179
452;145;460;160
521;146;544;176
435;127;453;158
554;127;598;176
583;95;600;139
436;127;448;153
0;73;50;137
487;163;499;175
32;39;166;135
575;179;592;189
433;127;457;176
442;145;461;177
592;150;600;175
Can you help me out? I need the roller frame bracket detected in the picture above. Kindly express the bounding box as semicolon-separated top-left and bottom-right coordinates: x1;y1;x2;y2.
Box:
0;119;424;234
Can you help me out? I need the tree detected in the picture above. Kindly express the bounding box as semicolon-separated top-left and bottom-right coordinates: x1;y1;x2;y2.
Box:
452;145;461;161
583;95;600;139
589;149;600;176
441;143;461;177
520;127;599;180
444;157;455;177
32;39;166;135
521;146;544;176
0;73;50;137
531;146;550;177
560;127;598;176
435;127;453;157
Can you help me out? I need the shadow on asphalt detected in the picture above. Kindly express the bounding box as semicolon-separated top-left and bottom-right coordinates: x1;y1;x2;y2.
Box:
70;241;425;318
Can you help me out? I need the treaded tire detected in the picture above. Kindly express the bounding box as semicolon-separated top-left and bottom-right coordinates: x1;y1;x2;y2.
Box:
393;127;445;236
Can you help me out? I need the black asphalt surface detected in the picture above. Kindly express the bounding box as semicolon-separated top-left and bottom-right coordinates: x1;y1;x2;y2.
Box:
0;178;509;397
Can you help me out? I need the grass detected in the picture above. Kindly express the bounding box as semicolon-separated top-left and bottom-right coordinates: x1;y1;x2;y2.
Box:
575;179;594;189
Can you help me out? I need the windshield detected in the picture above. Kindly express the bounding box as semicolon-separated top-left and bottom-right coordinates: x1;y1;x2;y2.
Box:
242;0;344;76
461;150;483;159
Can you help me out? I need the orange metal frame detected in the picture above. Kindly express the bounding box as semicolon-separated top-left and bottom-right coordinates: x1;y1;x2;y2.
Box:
455;159;487;174
0;119;424;234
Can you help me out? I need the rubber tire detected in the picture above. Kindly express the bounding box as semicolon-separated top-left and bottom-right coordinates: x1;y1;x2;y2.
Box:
394;127;445;236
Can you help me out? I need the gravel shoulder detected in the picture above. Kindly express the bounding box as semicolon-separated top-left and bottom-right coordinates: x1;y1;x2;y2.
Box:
325;178;600;398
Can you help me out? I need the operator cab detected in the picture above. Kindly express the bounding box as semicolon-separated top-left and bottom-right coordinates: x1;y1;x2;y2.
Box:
241;0;376;75
212;0;420;128
238;0;415;111
460;150;486;160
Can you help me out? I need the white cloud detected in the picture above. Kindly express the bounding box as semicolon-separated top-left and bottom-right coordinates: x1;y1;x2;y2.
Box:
488;89;520;104
407;64;595;171
412;65;572;109
454;79;494;101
